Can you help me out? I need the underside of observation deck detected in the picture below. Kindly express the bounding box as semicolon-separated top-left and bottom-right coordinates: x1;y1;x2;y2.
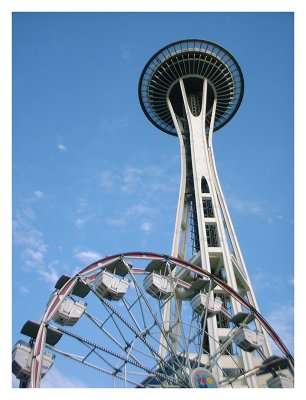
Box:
139;39;244;135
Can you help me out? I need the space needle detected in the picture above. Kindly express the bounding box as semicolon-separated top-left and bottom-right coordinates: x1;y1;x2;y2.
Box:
138;39;293;387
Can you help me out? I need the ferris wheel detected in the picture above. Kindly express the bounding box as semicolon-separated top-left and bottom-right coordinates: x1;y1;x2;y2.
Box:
12;251;294;388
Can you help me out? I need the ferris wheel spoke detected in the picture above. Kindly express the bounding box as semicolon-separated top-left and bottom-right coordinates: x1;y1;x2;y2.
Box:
209;324;245;371
121;296;144;332
90;287;188;386
100;301;156;370
83;311;156;374
122;262;190;383
84;342;120;371
219;364;261;388
157;297;171;329
100;303;131;346
98;293;169;381
130;343;161;363
186;308;196;349
53;325;145;371
130;339;177;386
46;344;147;387
51;326;173;386
127;285;149;330
84;311;125;350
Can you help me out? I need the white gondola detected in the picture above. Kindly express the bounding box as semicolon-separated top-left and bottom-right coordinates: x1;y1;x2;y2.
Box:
95;270;130;300
52;297;87;326
143;272;173;299
267;375;294;388
12;340;55;380
234;328;265;352
190;292;222;316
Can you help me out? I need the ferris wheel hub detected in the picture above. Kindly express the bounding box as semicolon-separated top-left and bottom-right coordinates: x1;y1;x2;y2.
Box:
189;367;218;388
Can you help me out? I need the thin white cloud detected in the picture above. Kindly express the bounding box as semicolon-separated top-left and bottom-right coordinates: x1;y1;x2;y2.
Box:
75;215;95;228
120;44;131;60
252;272;282;292
99;169;115;191
251;270;294;296
227;195;262;216
98;163;178;199
96;163;178;234
34;190;44;199
121;166;142;193
126;204;155;217
40;366;87;388
226;192;293;225
13;208;60;286
21;207;37;221
266;304;294;355
57;143;67;152
106;217;126;227
77;197;88;211
150;178;178;193
15;282;29;295
74;249;103;264
13;218;48;259
75;217;87;228
74;198;95;228
12;362;88;388
140;221;152;233
23;247;45;268
37;262;59;286
99;114;129;133
267;214;294;224
120;165;178;195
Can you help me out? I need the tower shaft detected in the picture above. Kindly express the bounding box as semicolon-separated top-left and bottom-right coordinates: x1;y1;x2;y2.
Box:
167;77;271;387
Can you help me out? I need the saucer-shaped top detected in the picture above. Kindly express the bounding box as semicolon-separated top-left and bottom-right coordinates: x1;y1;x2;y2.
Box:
139;39;244;135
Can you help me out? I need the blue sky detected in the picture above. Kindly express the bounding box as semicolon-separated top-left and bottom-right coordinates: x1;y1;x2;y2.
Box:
8;9;296;389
